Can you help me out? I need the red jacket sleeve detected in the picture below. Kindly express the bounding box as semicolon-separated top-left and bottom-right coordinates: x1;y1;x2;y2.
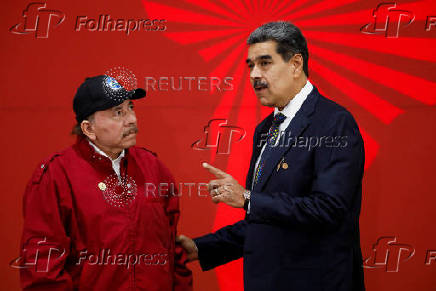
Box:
158;160;193;291
19;155;73;290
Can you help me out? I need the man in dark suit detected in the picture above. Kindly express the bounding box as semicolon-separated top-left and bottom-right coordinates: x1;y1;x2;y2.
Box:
178;21;365;291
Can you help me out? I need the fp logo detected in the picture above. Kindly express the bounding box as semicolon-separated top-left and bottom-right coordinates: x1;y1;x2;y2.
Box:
10;237;66;272
192;119;245;155
10;2;65;39
364;236;415;272
361;2;415;38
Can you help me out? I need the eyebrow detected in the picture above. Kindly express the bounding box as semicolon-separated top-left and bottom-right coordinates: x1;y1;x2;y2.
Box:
245;55;272;63
112;101;133;111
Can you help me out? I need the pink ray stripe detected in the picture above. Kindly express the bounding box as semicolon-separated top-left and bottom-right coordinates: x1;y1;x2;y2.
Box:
218;0;251;20
209;42;246;79
269;0;282;11
212;71;252;232
270;0;315;19
386;0;436;18
164;29;244;45
142;0;240;27
278;0;361;20
295;9;372;27
260;0;270;13
210;60;247;119
211;196;246;232
215;257;244;291
310;44;436;105
261;105;273;119
213;71;255;291
208;60;247;162
310;58;404;124
208;42;247;95
243;0;254;14
295;1;431;23
199;34;247;61
269;0;301;18
264;0;275;10
183;0;245;22
305;31;436;62
359;128;379;170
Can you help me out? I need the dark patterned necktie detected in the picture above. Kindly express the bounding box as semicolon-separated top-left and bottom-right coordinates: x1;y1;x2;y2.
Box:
252;113;286;189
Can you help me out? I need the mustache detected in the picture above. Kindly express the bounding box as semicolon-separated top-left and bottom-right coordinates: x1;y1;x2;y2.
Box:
122;126;138;137
253;79;268;89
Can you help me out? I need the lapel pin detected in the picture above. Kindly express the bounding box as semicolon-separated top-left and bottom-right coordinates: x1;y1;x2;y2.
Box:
277;157;284;172
98;182;107;191
282;162;289;169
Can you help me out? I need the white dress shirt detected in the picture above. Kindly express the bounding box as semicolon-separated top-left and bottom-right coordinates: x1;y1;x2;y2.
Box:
88;140;125;180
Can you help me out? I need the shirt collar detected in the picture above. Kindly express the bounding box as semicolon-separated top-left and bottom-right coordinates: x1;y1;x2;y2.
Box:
88;140;125;162
274;80;313;117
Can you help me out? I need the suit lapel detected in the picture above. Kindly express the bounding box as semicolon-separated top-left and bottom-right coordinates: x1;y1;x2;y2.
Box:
253;87;320;192
245;114;273;189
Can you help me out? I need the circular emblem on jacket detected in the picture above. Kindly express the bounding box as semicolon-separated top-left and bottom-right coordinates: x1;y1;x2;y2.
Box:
100;174;137;208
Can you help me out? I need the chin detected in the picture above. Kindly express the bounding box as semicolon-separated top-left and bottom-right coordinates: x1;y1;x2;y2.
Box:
258;97;274;107
123;136;137;148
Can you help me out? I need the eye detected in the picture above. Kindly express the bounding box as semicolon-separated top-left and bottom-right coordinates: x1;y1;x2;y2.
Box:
129;104;135;110
115;109;123;116
260;61;271;66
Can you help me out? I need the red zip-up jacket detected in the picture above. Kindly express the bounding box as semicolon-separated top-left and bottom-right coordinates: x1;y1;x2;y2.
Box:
19;136;192;290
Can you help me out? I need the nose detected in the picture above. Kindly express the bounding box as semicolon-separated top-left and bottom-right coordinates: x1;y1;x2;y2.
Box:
250;65;262;80
125;110;137;125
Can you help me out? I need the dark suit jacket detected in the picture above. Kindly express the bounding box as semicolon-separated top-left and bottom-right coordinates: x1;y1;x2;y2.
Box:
194;87;365;291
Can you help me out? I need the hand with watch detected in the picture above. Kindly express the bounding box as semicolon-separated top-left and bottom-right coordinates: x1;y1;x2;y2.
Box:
203;162;251;210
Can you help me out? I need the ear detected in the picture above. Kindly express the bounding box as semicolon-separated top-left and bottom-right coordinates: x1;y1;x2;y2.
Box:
81;120;96;141
290;54;304;78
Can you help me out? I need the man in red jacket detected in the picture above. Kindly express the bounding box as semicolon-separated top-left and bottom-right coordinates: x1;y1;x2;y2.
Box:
18;75;192;290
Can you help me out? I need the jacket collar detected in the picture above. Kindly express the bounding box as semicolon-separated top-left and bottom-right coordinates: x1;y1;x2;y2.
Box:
74;136;129;170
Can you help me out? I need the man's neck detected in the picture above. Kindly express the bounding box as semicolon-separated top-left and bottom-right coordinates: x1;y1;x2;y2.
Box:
278;77;308;111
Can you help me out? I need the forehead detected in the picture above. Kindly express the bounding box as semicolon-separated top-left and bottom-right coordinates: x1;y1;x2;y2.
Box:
247;40;279;61
95;100;132;116
110;99;132;109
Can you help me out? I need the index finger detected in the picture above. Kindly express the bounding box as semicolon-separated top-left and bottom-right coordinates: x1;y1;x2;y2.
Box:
202;162;228;179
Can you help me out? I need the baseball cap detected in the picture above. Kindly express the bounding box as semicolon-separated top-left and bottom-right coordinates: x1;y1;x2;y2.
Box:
73;75;146;123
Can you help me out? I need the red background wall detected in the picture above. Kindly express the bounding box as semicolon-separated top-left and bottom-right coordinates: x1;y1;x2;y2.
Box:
1;0;435;290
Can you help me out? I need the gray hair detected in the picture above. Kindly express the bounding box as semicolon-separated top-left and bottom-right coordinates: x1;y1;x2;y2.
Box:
247;21;309;76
